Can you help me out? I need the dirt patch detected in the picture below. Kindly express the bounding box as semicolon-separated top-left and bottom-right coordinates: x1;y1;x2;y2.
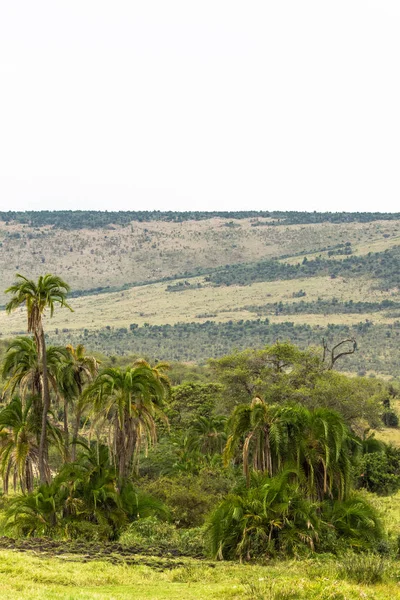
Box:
0;536;204;569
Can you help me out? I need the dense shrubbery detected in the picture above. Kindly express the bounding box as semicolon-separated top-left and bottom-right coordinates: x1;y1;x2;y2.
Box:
0;271;399;564
358;444;400;496
207;472;384;560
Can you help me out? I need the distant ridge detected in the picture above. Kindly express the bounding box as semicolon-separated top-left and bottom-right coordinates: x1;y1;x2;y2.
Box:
0;210;400;229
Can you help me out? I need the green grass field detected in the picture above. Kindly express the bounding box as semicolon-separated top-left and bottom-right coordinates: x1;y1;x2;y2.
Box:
1;550;399;600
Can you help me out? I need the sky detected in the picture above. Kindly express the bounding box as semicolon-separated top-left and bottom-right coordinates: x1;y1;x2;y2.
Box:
0;1;399;213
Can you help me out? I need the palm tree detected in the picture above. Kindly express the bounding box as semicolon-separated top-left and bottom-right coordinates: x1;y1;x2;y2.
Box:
5;274;72;483
84;360;169;482
223;397;288;485
293;407;355;501
224;398;355;499
208;469;320;560
188;415;227;455
2;337;70;445
57;344;99;461
0;397;38;493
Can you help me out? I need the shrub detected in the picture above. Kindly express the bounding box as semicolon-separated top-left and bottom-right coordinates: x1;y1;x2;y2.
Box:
119;517;205;557
382;410;399;427
62;520;113;541
337;552;386;584
358;449;400;495
323;494;385;552
207;471;320;561
140;470;232;528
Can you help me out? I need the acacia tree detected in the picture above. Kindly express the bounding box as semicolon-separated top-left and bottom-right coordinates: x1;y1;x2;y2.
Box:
84;360;170;482
5;274;72;483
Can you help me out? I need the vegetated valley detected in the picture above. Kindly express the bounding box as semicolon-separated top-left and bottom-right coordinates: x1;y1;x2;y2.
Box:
0;211;400;599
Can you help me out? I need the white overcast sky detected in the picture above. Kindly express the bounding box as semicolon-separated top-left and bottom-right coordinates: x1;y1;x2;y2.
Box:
0;1;399;213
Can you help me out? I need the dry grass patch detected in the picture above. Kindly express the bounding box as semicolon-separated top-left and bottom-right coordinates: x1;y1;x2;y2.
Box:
0;274;398;336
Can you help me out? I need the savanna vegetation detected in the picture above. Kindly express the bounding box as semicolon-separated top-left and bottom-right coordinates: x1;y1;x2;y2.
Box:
1;272;400;599
1;209;400;229
50;318;400;378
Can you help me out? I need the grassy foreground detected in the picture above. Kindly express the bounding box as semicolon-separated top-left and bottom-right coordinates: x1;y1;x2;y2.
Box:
0;550;399;600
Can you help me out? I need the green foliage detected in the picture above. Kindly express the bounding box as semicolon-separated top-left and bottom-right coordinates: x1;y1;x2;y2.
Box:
337;552;387;584
208;473;384;561
382;410;399;427
168;383;222;428
2;443;166;539
83;360;170;479
119;517;205;557
322;494;385;550
246;298;400;317
50;319;400;378
224;398;355;500
358;447;400;495
206;247;400;290
211;344;382;428
141;470;233;528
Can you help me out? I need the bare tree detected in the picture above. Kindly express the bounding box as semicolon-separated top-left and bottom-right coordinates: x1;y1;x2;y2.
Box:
322;337;357;369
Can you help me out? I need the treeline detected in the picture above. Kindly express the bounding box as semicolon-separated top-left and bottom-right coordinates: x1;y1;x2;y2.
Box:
245;298;400;316
206;246;400;289
48;319;400;377
0;210;400;229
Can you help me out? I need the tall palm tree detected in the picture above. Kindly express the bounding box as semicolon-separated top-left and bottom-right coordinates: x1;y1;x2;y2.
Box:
293;407;354;501
5;274;72;482
2;337;70;444
84;360;169;482
58;344;99;461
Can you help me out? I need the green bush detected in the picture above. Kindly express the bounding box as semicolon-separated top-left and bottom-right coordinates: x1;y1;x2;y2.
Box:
382;410;399;427
119;517;205;557
62;520;113;541
358;449;400;495
140;470;232;528
337;552;387;584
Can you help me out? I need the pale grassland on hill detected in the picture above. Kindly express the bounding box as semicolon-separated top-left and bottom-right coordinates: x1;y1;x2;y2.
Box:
0;274;398;336
0;550;399;600
0;217;399;303
281;233;400;264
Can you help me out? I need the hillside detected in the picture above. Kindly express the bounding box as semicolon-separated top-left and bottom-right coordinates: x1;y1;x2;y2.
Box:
0;211;399;376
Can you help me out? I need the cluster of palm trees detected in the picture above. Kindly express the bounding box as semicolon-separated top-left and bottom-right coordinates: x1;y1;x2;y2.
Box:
224;397;354;499
0;273;387;558
0;274;171;494
208;398;384;560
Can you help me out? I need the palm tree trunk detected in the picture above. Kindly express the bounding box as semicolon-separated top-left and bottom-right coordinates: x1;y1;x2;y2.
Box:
71;409;81;462
37;326;51;484
32;374;43;446
116;423;127;485
63;396;70;461
26;460;34;493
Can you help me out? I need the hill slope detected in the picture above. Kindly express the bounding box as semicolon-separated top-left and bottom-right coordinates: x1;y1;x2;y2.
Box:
0;211;399;376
